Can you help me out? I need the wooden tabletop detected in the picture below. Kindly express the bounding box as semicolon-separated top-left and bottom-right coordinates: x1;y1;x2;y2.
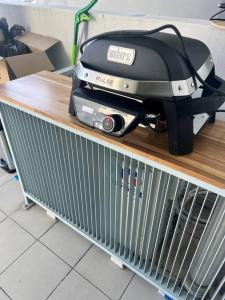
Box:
0;71;225;189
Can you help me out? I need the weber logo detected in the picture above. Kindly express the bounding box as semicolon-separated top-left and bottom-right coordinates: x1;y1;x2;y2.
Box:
107;45;135;65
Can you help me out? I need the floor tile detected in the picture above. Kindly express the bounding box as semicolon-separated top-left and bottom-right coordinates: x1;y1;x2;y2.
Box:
11;204;56;239
0;179;24;215
75;246;133;300
0;210;6;223
121;275;164;300
0;242;70;300
48;270;108;300
40;221;92;267
0;218;35;274
0;169;13;188
0;288;10;300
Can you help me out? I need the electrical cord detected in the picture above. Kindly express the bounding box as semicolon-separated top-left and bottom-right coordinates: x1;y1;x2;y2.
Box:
210;8;225;21
80;24;225;98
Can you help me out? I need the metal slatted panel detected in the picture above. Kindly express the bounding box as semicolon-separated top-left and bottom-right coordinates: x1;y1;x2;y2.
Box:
1;103;225;300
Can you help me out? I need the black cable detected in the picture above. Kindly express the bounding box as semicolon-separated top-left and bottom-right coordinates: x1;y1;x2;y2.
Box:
80;25;197;86
80;24;225;98
210;8;225;21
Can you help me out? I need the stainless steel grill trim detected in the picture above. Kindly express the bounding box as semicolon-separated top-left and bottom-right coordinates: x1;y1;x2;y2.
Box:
1;103;225;300
75;56;214;98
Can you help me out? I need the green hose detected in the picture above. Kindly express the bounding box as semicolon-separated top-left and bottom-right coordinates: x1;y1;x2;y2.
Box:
72;0;98;65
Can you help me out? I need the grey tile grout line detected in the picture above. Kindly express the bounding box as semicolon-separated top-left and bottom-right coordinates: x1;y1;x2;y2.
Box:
0;207;10;219
0;286;13;300
0;219;73;300
7;212;58;241
44;268;74;300
72;245;136;300
0;202;131;300
0;208;6;215
72;244;114;299
44;244;112;300
72;243;93;268
0;239;37;277
73;269;112;300
0;216;7;225
4;214;132;300
6;216;75;269
38;236;111;300
37;239;73;269
7;212;91;270
0;210;75;272
118;273;135;300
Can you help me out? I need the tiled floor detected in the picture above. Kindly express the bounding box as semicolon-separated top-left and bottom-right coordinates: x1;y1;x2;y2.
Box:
0;169;164;300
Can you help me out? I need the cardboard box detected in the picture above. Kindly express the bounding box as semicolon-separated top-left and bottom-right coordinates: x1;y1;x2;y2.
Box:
0;32;59;84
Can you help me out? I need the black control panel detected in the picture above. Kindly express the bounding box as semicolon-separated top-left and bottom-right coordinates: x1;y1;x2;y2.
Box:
72;88;146;137
73;96;135;136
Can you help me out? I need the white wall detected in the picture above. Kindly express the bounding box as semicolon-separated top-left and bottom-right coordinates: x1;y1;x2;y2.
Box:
69;0;216;19
0;0;218;19
0;5;224;75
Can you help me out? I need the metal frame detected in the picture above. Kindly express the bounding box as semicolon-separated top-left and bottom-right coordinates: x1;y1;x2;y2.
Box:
0;100;224;300
75;55;213;98
0;98;224;197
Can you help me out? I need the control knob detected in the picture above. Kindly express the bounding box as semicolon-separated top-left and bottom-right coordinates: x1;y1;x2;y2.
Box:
102;114;124;133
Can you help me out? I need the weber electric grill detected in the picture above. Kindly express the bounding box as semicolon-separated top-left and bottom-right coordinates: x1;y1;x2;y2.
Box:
69;25;225;155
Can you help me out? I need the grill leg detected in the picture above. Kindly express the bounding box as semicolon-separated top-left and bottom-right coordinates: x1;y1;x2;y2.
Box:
163;101;193;155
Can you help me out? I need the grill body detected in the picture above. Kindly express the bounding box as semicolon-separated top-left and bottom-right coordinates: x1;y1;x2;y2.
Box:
1;102;224;300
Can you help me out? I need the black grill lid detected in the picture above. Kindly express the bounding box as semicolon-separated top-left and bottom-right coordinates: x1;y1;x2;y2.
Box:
80;32;210;82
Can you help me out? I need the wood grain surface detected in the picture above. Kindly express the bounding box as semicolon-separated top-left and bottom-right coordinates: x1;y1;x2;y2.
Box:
0;71;225;189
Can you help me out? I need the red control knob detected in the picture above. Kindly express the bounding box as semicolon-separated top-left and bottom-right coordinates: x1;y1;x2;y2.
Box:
102;114;124;133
